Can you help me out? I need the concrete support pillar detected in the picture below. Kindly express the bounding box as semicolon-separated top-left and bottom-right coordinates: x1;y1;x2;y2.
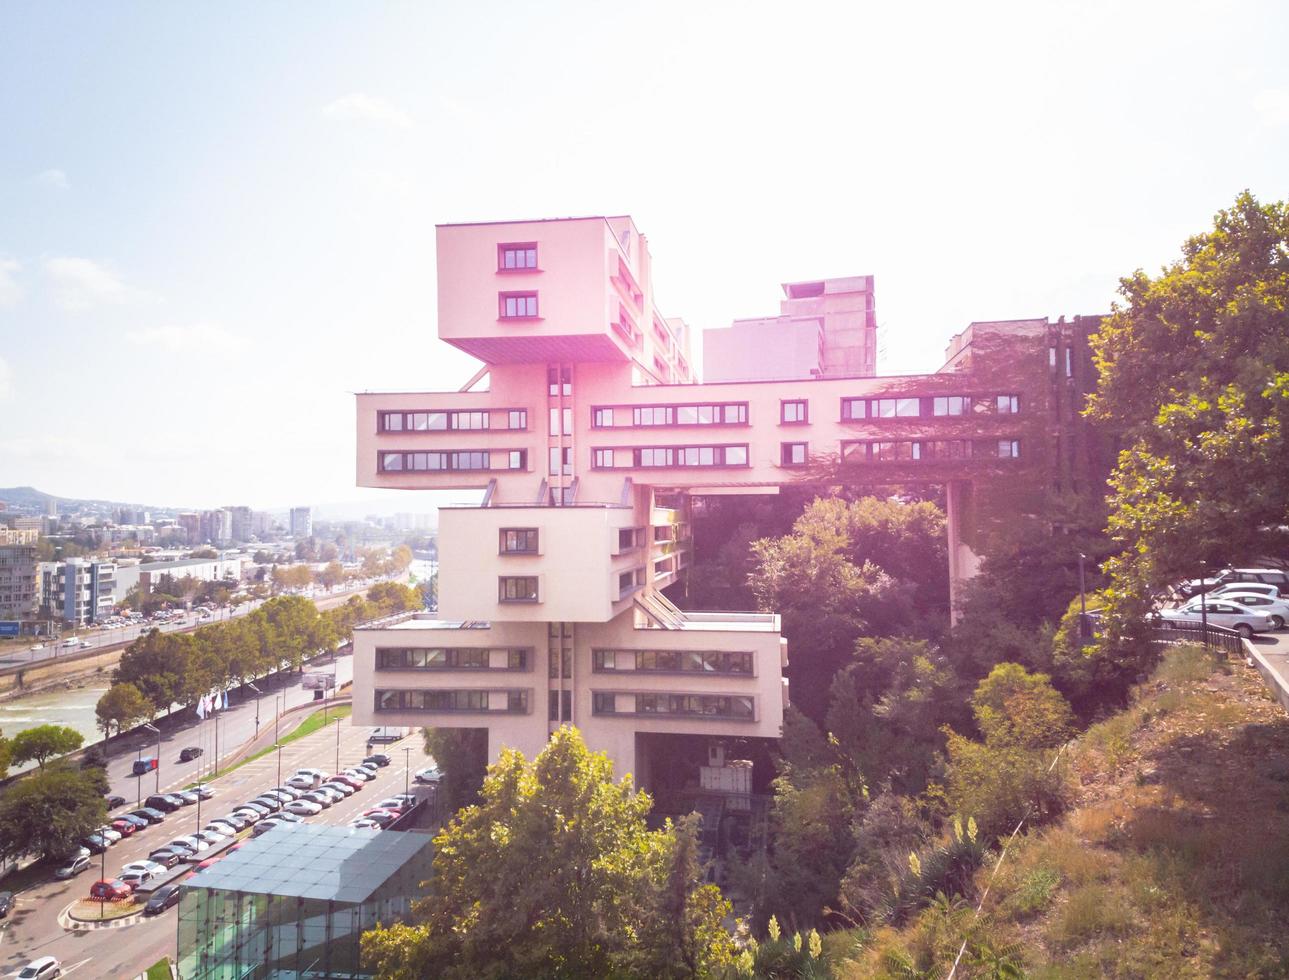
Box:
945;480;983;625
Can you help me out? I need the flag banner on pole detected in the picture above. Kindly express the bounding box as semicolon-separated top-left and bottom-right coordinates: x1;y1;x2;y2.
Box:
222;690;230;711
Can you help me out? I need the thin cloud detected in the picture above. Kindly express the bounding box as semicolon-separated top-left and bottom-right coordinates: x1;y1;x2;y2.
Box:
322;93;413;129
0;259;21;307
126;322;248;353
1254;89;1289;127
32;168;69;189
44;256;145;312
0;355;12;400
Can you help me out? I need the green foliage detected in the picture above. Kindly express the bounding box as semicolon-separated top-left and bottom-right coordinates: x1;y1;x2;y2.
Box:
1086;192;1289;632
943;666;1074;839
839;794;932;924
362;727;735;979
0;728;10;779
9;724;84;770
421;726;487;811
0;762;108;859
95;682;150;740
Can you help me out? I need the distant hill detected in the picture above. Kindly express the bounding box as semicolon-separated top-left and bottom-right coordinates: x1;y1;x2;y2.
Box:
0;485;174;514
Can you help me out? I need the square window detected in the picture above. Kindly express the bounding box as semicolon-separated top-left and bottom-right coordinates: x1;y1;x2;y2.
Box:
781;400;808;424
499;576;539;602
841;398;866;420
780;442;807;466
498;243;538;270
500;292;538;318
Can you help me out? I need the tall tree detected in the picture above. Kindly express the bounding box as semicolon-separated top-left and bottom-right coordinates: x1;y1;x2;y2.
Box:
0;763;107;860
1086;192;1289;637
9;724;84;770
361;727;734;979
95;682;150;750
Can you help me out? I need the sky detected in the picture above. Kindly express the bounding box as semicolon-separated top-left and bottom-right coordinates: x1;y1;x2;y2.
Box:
0;0;1286;513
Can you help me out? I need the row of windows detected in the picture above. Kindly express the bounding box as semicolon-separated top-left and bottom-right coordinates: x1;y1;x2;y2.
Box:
840;439;1021;462
379;409;527;432
593;649;754;674
376;648;530;670
592;692;755;719
840;394;1021;420
499;576;539;602
375;689;529;713
378;450;527;473
593;403;749;428
499;292;539;318
592;445;749;469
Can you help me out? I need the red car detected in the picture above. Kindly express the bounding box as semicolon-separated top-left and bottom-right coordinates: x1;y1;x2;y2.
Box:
331;775;364;791
110;819;137;837
89;879;132;901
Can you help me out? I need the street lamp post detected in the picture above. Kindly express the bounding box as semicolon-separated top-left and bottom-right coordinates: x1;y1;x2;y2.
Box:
249;682;263;738
276;743;283;788
1199;561;1209;648
144;723;161;796
274;694;282;745
335;705;342;774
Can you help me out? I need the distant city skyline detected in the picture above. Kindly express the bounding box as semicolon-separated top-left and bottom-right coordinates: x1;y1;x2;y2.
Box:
1;2;1287;506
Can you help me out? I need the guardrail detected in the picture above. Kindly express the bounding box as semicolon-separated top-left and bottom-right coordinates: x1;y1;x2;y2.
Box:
1149;619;1246;657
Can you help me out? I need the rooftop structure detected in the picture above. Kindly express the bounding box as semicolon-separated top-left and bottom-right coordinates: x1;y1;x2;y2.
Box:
178;824;433;979
353;215;1110;786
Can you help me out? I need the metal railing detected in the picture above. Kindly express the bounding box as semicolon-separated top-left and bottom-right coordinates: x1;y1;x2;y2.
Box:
1149;618;1245;657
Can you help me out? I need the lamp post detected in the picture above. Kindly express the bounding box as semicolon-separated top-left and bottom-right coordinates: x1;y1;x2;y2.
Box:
276;743;283;788
143;723;160;796
403;747;412;798
136;743;143;807
274;694;282;746
335;704;342;774
1199;561;1209;648
249;682;263;738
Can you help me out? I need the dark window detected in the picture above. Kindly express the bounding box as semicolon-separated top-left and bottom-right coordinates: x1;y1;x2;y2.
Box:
780;442;807;467
592;691;617;714
548;689;572;721
841;398;866;421
617;528;637;551
499;576;539;603
500;529;538;554
500;292;538;318
498;242;538;270
781;400;808;424
548;366;572;396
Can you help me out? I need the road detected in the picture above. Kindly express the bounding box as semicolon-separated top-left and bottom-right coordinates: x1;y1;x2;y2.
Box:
1250;628;1289;680
0;703;433;978
0;580;389;670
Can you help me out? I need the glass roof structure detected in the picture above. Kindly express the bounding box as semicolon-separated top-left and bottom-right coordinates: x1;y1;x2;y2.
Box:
185;823;431;903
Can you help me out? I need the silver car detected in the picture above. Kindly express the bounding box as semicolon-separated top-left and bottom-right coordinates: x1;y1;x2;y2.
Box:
1160;600;1275;638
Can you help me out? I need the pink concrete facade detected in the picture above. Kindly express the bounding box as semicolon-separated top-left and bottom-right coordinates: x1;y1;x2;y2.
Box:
353;215;1100;780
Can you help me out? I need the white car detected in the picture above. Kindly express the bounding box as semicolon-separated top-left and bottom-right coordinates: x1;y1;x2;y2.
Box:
1159;600;1275;637
1210;591;1289;629
285;799;322;816
343;768;374;783
1208;582;1282;601
285;774;318;791
294;768;328;782
96;826;122;844
349;818;382;830
118;869;155;888
121;860;166;878
231;808;263;825
194;830;227;846
205;821;239;837
167;836;209;853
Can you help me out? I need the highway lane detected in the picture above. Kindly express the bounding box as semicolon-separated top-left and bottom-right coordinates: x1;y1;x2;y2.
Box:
0;709;433;978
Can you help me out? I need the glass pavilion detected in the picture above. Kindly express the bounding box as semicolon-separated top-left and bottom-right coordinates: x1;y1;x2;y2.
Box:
176;823;432;979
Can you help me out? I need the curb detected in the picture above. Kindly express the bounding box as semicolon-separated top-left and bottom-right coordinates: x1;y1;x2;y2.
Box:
59;899;144;931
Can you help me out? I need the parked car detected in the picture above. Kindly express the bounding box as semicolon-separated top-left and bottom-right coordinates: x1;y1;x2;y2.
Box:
360;810;398;827
302;792;334;809
95;825;123;844
238;801;272;817
194;830;227;846
105;794;127;809
117;813;149;831
179;747;203;762
342;767;374;782
110;819;137;837
0;890;13;917
271;786;304;800
132;757;159;776
17;956;62;979
130;807;166;825
55;854;92;879
219;812;252;830
118;869;155;889
349;818;382;830
147;849;185;869
80;834;108;855
143;883;182;915
285;799;322;816
1208;582;1282;601
374;798;409;813
250;795;282;812
231;808;263;825
89;879;132;901
270;811;302;823
252;819;283;837
285;774;319;791
413;767;443;785
145;795;180;813
205;821;239;837
388;793;417;808
1176;567;1289;598
190;784;215;800
174;791;200;806
320;781;355;797
330;774;365;791
120;860;166;878
362;753;391;768
167;835;209;854
295;767;328;782
1210;591;1289;628
1158;600;1276;638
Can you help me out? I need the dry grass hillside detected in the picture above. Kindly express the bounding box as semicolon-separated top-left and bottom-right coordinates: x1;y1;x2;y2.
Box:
837;645;1289;978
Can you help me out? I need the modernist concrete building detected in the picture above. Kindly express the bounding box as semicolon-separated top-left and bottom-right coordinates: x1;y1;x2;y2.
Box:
353;215;1109;782
38;557;117;625
0;529;39;623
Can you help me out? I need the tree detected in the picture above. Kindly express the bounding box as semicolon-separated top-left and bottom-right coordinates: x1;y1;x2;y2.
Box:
0;763;108;860
253;549;273;564
361;727;735;979
421;727;487;812
95;682;149;748
190;547;219;559
319;561;346;589
1086;193;1289;638
390;544;413;571
0;729;10;779
10;724;84;770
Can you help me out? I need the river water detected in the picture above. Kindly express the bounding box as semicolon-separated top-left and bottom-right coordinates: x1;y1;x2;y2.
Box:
0;681;111;774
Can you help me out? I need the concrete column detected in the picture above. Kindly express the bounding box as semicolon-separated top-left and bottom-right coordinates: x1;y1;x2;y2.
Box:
945;480;983;625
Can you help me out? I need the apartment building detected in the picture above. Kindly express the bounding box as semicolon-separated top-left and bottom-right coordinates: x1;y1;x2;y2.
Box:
290;507;313;539
0;531;39;621
39;557;117;625
353;215;1109;783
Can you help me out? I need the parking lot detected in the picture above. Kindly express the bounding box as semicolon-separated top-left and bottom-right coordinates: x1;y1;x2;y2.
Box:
0;714;436;979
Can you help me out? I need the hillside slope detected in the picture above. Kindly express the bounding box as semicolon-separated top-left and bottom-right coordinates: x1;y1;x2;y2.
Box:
842;645;1289;978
